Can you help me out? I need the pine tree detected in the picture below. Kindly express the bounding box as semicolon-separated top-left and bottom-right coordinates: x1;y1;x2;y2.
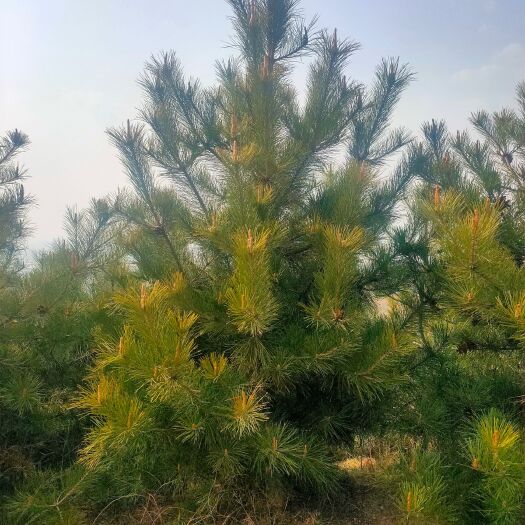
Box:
61;0;416;519
0;129;30;276
390;84;525;524
0;192;120;504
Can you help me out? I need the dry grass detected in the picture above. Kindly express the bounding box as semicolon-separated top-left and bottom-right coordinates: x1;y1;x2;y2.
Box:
95;447;401;525
96;483;398;525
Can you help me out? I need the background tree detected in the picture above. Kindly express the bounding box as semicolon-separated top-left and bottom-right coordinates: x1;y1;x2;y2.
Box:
0;182;121;507
391;83;525;525
0;129;31;276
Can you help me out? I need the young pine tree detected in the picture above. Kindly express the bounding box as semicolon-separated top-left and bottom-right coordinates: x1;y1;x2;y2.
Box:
391;84;525;525
68;0;417;519
0;193;121;508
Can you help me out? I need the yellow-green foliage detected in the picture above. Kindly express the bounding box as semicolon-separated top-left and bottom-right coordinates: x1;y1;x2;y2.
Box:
467;410;525;524
3;2;525;524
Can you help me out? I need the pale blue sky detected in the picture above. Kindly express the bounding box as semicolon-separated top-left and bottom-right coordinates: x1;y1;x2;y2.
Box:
1;0;524;249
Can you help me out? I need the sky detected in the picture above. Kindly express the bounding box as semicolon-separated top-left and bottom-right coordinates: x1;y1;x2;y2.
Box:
1;0;525;251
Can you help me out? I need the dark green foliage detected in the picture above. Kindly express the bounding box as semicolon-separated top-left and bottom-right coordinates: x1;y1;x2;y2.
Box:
0;194;120;509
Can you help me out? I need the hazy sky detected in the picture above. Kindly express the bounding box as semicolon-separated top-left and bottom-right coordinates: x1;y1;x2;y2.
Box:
1;0;524;250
